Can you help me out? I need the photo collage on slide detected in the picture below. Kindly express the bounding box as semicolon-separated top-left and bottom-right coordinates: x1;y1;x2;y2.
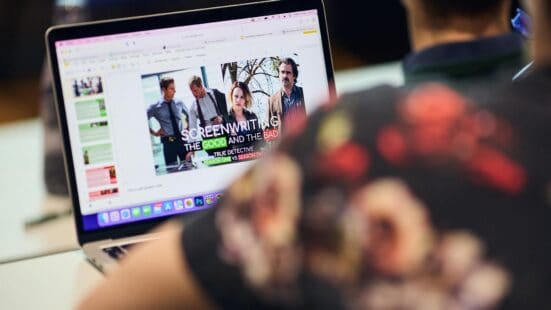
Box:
144;55;306;176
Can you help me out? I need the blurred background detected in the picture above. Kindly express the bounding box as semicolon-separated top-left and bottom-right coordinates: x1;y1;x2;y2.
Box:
0;0;410;124
0;0;520;124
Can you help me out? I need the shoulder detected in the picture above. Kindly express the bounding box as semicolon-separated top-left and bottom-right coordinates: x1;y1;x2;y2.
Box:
175;99;188;109
289;84;403;156
212;88;224;96
147;100;163;110
339;84;403;115
269;91;280;102
227;112;236;122
245;109;258;119
287;84;402;151
296;86;305;99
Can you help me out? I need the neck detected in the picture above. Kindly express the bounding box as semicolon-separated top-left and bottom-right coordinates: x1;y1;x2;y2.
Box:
164;96;172;102
233;109;244;118
197;89;206;100
283;84;294;95
407;13;510;52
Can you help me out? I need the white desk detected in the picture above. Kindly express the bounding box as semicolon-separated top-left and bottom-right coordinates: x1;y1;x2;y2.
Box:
0;120;78;264
0;63;403;309
334;61;403;93
0;250;102;309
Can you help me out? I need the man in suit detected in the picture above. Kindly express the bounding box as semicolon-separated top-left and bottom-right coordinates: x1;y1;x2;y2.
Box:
267;58;306;133
147;77;191;168
188;75;229;131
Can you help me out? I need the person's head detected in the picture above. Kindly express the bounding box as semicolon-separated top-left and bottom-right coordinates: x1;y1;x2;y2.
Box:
402;0;512;51
278;58;299;89
229;81;253;114
188;75;206;99
160;77;176;101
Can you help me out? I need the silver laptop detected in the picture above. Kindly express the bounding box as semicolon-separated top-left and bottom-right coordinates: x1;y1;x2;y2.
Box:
46;0;335;272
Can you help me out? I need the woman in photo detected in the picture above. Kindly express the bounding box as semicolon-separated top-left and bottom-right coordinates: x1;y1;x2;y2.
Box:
227;81;263;151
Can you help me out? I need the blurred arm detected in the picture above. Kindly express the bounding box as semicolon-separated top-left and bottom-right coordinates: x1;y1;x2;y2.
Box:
77;221;214;310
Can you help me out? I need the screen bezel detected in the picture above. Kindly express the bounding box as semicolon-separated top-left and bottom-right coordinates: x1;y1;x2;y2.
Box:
46;0;335;245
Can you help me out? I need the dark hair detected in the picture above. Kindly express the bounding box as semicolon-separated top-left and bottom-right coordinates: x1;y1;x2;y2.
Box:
419;0;507;19
159;77;174;90
540;1;551;16
229;81;253;108
188;75;203;88
279;58;299;82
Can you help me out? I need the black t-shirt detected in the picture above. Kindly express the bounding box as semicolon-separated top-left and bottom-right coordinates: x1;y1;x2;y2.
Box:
183;69;551;309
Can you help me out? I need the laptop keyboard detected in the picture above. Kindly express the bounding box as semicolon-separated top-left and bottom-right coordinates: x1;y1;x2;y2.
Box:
102;243;138;260
102;246;127;260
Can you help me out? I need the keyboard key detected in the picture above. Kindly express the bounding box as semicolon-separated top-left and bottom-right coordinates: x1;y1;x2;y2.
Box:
102;246;124;260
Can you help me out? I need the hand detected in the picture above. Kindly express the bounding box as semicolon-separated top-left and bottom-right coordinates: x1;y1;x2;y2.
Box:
185;151;194;161
212;116;224;125
150;128;167;137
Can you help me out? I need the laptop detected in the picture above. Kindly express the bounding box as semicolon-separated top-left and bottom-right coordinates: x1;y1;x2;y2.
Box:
46;0;335;272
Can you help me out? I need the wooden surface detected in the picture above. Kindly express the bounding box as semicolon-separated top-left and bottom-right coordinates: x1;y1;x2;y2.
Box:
0;78;41;123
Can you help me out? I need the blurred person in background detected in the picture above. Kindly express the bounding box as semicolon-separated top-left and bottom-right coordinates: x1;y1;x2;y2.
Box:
401;0;526;86
78;0;551;309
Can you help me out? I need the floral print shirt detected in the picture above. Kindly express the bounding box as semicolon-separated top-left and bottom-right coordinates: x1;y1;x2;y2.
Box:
182;69;551;309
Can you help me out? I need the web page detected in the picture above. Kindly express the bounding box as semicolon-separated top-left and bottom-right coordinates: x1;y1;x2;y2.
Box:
55;9;330;230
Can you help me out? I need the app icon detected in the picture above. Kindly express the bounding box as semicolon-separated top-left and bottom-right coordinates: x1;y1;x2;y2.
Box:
142;205;152;216
174;200;184;210
216;193;223;201
109;211;120;222
205;195;214;205
194;196;205;207
132;207;141;218
153;203;162;214
98;212;109;225
184;198;194;209
163;201;173;211
120;209;131;220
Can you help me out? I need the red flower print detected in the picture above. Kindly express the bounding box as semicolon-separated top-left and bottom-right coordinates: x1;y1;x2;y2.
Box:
400;84;469;156
317;142;370;182
377;126;408;166
466;146;526;194
283;110;308;139
353;179;434;276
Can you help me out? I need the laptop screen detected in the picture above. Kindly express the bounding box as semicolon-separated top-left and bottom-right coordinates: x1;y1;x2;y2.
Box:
53;8;331;232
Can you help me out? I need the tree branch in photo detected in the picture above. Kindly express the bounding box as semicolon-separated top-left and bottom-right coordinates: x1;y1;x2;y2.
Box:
243;58;267;85
252;89;270;97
